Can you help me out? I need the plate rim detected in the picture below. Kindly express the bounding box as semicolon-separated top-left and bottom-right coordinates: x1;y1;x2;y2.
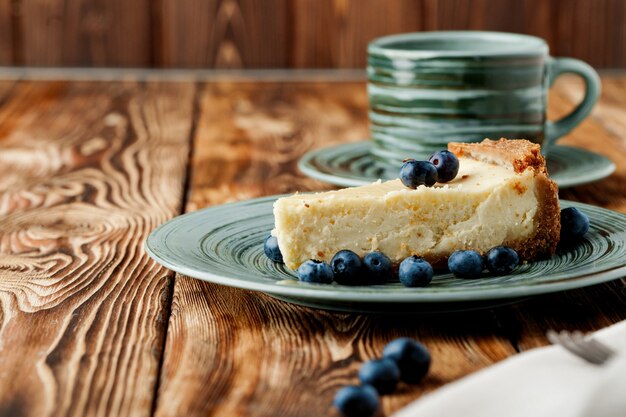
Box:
298;141;616;189
145;198;626;304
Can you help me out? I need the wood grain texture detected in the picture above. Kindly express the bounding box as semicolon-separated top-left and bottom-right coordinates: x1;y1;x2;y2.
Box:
435;0;555;45
291;0;427;68
0;74;625;417
183;81;369;209
0;81;15;102
18;0;151;66
0;80;195;416
2;0;626;68
555;0;626;69
157;0;289;68
157;283;517;417
0;0;13;65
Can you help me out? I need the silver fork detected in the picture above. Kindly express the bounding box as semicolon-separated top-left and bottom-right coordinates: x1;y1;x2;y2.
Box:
547;329;617;365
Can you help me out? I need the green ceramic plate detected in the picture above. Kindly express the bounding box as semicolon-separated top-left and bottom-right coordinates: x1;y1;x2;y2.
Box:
145;198;626;313
298;142;615;189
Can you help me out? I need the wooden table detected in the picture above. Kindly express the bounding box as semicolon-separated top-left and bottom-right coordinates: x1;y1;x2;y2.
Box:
0;69;625;417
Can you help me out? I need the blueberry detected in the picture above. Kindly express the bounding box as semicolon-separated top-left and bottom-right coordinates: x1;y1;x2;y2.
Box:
358;358;401;394
382;338;431;384
297;260;334;284
333;385;379;417
428;150;460;183
400;160;438;188
363;252;393;282
448;250;484;278
263;235;283;263
331;250;363;285
398;256;434;287
560;207;590;241
485;246;520;275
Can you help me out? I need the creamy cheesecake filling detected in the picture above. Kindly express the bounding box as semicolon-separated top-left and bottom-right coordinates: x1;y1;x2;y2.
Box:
273;158;540;270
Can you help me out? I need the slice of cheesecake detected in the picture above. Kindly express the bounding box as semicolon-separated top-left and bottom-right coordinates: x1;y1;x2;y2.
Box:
273;139;560;270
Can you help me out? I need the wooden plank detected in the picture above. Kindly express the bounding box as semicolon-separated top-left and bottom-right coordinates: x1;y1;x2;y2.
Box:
291;0;426;68
555;0;626;68
435;0;555;47
0;80;195;416
288;0;626;69
5;0;626;69
156;0;218;67
156;0;289;68
154;81;519;417
511;281;626;351
19;0;151;66
236;0;289;67
289;0;334;68
4;0;626;69
0;81;15;102
182;81;370;209
0;0;13;65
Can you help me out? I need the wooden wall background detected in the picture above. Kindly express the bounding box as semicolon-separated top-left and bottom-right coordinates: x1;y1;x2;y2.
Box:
0;0;625;69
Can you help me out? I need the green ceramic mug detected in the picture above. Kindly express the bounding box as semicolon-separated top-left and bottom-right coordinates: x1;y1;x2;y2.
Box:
367;31;601;164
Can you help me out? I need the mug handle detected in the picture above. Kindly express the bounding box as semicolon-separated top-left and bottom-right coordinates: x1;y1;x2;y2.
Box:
545;57;601;149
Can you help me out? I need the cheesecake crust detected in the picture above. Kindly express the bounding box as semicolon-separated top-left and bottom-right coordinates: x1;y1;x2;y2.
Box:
449;138;547;174
449;138;561;261
514;173;560;260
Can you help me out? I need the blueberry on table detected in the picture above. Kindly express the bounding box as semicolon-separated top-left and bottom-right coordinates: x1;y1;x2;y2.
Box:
560;207;590;241
297;260;334;284
448;250;484;278
400;160;438;188
398;256;434;287
263;235;283;263
363;252;393;282
358;358;401;394
331;250;363;285
485;246;520;275
334;385;380;417
382;338;431;384
428;150;459;183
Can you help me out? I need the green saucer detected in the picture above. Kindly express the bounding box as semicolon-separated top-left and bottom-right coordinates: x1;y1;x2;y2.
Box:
299;142;615;188
145;197;626;314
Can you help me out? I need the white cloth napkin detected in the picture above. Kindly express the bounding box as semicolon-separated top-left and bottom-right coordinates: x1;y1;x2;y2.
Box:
394;320;626;417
